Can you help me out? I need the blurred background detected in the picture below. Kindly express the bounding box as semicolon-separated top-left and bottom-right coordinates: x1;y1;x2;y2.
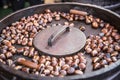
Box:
0;0;120;19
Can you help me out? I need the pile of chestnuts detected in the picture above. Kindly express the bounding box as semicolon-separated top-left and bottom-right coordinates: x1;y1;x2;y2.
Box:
0;9;120;77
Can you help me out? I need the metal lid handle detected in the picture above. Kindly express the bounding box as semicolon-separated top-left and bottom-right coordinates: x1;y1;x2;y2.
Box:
48;26;70;47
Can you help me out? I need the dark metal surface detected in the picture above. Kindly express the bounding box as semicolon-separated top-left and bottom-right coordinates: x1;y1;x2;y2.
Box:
33;25;86;57
0;2;120;80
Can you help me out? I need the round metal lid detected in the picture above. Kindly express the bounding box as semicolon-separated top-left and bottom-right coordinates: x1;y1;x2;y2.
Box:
33;25;86;56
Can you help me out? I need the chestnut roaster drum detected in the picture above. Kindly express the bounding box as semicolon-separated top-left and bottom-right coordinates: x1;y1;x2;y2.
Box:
0;2;120;80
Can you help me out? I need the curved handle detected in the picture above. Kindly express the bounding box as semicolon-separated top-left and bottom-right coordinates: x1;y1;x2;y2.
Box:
48;26;70;47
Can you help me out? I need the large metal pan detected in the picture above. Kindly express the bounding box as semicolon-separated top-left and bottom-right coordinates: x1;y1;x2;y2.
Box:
0;2;120;80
